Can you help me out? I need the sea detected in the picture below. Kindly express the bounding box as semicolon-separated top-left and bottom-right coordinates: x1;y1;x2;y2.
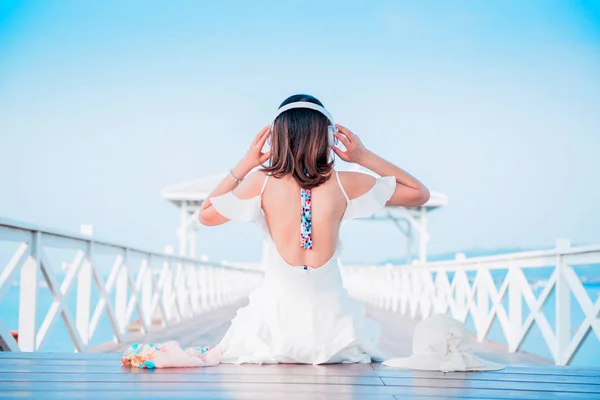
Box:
1;247;599;367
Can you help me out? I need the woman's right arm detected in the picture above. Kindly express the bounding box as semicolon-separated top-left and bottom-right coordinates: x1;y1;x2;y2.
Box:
333;125;430;207
198;126;271;226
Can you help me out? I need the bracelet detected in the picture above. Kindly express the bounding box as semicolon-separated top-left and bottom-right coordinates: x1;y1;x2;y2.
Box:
229;169;243;184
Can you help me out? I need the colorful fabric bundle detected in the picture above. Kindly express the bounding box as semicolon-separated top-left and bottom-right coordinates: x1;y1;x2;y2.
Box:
121;341;221;368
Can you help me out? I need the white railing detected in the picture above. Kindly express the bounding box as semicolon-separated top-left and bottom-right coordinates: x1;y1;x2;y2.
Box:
343;241;600;366
0;218;263;352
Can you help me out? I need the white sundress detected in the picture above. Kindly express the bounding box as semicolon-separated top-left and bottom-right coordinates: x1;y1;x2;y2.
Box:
211;170;396;365
120;170;396;368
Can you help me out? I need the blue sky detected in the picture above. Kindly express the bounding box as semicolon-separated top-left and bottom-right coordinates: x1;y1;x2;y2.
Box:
1;0;599;264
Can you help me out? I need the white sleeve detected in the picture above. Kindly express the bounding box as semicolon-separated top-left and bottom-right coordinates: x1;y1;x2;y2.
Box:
209;192;262;222
343;176;396;220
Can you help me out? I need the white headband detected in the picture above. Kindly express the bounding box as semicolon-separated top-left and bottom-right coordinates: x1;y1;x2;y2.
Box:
272;101;335;126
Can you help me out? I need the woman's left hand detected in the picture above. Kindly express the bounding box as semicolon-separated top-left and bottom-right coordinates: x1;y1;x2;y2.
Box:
238;125;271;173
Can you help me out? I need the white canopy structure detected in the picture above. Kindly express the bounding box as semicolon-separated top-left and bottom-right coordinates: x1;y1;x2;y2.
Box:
162;169;447;264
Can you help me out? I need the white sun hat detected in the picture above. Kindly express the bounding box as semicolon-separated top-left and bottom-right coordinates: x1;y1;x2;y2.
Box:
382;314;504;372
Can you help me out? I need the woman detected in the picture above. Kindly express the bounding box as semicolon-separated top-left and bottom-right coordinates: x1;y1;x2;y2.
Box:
198;94;430;365
121;94;430;368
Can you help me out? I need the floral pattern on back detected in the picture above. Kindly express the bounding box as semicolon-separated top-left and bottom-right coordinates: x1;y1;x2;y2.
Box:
300;188;313;250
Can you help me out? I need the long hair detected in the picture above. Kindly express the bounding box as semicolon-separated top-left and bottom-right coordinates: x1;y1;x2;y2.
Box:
261;94;334;189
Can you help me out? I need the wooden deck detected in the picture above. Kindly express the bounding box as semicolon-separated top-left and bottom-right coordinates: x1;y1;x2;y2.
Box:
2;302;599;399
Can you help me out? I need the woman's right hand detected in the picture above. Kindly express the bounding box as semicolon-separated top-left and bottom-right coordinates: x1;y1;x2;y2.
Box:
332;124;371;164
237;125;271;175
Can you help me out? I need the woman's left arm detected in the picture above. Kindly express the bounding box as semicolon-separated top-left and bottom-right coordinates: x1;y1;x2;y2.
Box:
198;126;271;226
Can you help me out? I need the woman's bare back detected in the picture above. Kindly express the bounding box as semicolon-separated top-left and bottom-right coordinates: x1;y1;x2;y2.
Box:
261;172;348;269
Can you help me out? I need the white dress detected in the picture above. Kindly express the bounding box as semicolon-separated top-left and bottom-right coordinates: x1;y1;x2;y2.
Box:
210;170;396;365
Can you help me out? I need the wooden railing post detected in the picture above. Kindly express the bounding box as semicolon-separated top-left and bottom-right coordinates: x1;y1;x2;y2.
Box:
207;267;215;310
476;270;489;341
419;207;428;264
18;231;40;351
508;265;522;353
76;241;93;347
555;239;571;365
115;249;128;336
141;258;153;329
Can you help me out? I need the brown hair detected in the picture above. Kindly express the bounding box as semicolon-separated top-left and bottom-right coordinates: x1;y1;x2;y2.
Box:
261;94;334;189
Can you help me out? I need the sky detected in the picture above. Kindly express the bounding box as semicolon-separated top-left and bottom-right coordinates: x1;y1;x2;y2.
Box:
1;0;599;264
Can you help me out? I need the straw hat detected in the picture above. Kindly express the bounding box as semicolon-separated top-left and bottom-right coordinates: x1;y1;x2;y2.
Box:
383;314;504;372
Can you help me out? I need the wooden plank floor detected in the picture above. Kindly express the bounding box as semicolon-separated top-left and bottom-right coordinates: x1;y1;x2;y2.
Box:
2;301;598;399
1;352;599;399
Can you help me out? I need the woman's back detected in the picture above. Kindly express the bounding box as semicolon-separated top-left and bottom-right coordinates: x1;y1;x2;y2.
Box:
261;171;347;269
232;167;391;270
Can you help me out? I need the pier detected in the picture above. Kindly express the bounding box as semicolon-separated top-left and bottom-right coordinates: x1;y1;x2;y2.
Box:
2;0;599;397
1;218;599;398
